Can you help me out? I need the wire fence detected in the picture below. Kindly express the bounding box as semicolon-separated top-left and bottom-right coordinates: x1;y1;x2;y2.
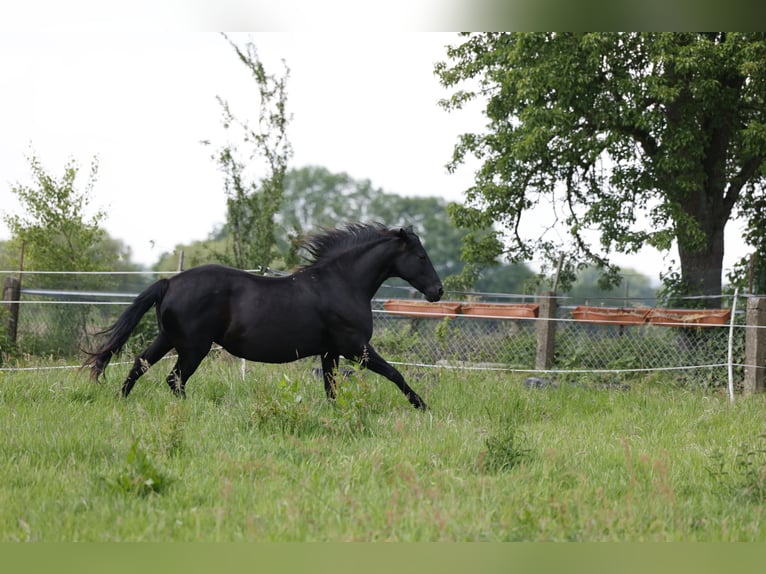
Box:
372;301;741;388
2;269;759;394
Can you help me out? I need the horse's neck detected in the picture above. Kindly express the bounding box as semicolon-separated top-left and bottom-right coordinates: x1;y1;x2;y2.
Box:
336;239;397;299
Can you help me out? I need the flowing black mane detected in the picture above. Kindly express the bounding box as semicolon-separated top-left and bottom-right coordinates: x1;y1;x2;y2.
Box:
299;222;395;266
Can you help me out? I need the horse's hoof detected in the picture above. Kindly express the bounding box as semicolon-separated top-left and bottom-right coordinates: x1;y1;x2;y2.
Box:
410;395;428;410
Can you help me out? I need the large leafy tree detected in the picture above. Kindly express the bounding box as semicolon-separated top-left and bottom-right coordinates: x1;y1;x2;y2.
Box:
436;33;766;302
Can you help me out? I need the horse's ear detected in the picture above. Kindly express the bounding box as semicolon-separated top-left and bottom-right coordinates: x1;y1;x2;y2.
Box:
398;226;414;240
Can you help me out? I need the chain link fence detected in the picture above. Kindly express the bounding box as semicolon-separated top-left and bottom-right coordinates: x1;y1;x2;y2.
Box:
371;299;743;388
1;271;751;392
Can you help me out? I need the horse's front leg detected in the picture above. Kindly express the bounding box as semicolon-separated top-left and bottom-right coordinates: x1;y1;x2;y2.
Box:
359;344;428;410
321;352;340;400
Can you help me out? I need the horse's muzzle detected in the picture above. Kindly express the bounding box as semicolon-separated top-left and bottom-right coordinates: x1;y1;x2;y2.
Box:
425;285;444;302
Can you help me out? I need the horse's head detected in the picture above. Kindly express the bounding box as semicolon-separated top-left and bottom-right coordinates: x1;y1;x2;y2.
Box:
392;226;444;302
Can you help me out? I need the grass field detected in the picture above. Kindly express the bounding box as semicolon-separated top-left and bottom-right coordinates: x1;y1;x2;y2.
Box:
1;353;765;541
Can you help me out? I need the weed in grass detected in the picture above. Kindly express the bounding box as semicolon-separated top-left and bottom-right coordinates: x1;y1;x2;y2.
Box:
250;374;319;436
67;386;99;405
710;432;766;503
249;367;379;438
162;403;188;457
102;437;170;497
328;368;376;437
479;417;532;473
735;435;766;503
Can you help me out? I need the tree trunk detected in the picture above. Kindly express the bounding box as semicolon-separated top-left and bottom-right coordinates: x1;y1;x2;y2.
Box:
676;222;725;307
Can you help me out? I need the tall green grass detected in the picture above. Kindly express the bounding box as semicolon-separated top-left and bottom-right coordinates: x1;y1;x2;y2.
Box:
1;355;765;541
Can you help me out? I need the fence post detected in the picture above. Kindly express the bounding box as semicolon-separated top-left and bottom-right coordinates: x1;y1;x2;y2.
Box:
744;296;766;395
3;276;21;347
535;290;557;370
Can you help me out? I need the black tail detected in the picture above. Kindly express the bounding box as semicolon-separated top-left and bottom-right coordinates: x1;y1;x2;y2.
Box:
83;279;170;380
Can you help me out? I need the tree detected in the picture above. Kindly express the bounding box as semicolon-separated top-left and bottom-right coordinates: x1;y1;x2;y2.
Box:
277;165;379;233
152;236;228;272
729;192;766;295
274;165;535;293
274;166;469;279
3;153;108;286
206;34;292;271
2;153;124;354
435;33;766;304
274;165;381;265
564;266;658;307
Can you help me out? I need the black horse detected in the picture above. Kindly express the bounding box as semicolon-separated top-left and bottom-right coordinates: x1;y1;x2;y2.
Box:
84;223;443;409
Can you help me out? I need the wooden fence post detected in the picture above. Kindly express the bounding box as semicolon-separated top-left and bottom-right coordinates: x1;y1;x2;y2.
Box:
535;290;557;370
3;276;21;347
744;296;766;395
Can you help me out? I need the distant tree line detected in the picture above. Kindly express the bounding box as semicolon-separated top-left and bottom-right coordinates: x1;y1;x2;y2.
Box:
153;165;656;301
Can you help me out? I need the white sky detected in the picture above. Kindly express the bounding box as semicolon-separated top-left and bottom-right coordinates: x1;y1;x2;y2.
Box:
0;30;752;282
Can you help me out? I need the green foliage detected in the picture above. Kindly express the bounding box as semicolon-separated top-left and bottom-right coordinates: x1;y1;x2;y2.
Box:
3;152;107;278
206;34;292;271
729;192;766;294
251;373;315;436
709;432;766;503
161;403;188;458
0;240;21;270
152;238;229;272
565;265;658;305
277;165;537;292
102;437;171;497
249;368;376;438
372;323;425;361
436;33;766;298
1;153;145;355
0;306;10;364
481;422;532;474
327;367;377;437
274;165;471;279
434;317;453;348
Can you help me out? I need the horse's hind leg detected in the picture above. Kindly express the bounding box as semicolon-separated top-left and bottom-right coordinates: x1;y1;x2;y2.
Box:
165;344;211;397
165;360;184;397
121;333;173;397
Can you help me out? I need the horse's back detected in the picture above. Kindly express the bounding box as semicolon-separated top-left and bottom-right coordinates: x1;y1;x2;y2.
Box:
158;264;320;354
170;263;261;284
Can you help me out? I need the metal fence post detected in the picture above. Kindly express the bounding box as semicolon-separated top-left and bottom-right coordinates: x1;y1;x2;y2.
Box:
744;296;766;395
3;276;21;347
535;290;557;370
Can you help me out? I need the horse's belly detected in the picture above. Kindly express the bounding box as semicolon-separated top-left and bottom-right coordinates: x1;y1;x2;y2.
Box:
238;345;320;364
218;323;325;364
